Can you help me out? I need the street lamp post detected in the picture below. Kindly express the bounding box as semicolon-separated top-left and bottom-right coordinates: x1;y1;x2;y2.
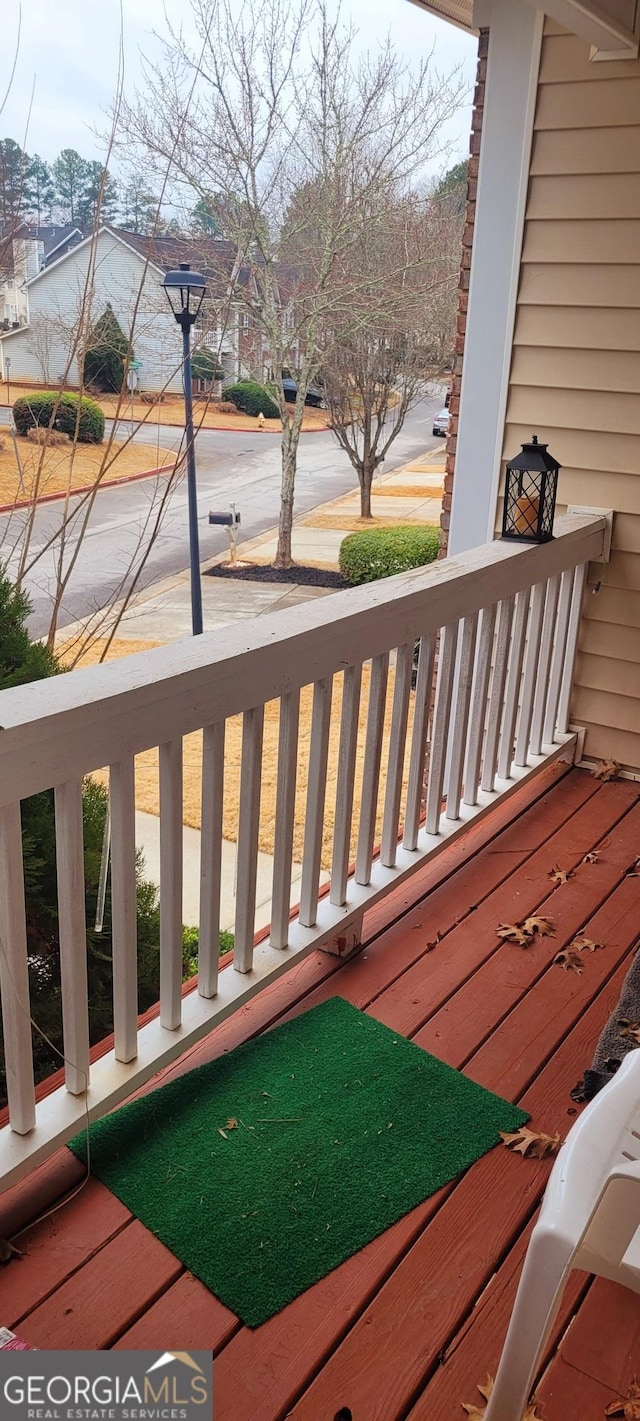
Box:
5;357;10;407
162;261;207;636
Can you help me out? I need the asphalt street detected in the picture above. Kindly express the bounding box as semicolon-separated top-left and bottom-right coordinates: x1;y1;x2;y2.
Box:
0;389;446;638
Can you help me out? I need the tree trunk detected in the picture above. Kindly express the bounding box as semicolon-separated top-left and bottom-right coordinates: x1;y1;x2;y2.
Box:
275;432;297;567
360;459;375;519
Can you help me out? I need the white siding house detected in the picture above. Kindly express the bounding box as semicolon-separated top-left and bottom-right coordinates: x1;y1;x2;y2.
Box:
0;228;187;392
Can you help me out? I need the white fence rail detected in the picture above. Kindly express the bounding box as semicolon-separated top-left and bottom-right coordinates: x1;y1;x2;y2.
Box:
0;514;606;1190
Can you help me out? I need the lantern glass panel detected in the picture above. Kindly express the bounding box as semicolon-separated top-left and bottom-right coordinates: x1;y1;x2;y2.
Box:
502;435;560;544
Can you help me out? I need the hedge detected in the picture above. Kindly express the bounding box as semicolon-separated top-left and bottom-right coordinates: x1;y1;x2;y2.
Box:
222;380;280;420
13;391;105;444
339;524;440;585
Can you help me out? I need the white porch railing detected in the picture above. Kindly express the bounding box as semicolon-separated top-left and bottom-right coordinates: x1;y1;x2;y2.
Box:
0;513;606;1191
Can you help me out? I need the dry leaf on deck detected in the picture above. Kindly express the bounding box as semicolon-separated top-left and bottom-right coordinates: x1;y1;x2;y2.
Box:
618;1019;640;1045
628;859;640;879
522;915;555;938
462;1376;543;1418
605;1378;640;1418
592;759;620;782
549;866;573;886
0;1238;22;1265
497;923;533;947
500;1126;561;1159
572;935;604;953
554;946;583;974
583;851;599;864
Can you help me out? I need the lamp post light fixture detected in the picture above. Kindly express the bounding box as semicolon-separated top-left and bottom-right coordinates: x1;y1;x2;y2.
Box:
162;261;207;635
501;434;560;544
5;356;10;406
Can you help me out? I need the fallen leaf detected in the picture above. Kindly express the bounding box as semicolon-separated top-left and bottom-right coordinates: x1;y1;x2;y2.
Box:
500;1126;561;1159
628;858;640;879
583;851;599;864
462;1376;543;1418
0;1238;22;1265
572;935;604;953
226;1118;238;1130
497;923;533;947
605;1377;640;1418
522;915;555;938
549;866;573;885
618;1019;640;1045
554;946;583;973
592;758;620;781
217;1128;228;1139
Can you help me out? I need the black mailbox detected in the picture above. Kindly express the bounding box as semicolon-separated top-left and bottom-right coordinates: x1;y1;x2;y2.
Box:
209;510;241;526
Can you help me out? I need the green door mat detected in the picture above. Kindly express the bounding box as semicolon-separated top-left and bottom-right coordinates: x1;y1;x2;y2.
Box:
70;997;527;1327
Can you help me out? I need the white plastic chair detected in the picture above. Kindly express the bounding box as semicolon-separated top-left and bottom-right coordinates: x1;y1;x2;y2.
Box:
485;1049;640;1420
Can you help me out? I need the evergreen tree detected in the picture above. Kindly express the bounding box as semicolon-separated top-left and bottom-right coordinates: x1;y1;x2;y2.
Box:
120;176;158;234
0;137;28;226
52;148;89;223
83;304;130;392
77;161;119;227
190;194;222;236
25;155;55;226
433;159;469;218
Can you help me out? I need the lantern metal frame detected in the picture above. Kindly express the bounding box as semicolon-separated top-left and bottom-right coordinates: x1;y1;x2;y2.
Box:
501;434;561;545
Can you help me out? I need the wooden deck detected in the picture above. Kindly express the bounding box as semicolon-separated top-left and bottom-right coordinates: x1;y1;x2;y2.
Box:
2;762;640;1419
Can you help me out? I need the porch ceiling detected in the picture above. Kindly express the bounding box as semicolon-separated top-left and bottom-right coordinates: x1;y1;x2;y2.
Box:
409;0;640;57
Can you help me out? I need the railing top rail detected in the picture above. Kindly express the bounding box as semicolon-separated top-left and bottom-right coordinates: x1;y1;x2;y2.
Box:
0;514;604;805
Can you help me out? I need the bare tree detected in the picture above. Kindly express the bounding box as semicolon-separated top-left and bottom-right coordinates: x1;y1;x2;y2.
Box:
322;191;462;518
127;0;463;566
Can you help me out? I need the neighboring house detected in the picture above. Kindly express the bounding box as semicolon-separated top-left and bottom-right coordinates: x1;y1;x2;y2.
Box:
0;226;265;390
0;223;83;330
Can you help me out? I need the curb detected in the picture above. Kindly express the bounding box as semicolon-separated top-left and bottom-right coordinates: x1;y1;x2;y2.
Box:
0;461;176;516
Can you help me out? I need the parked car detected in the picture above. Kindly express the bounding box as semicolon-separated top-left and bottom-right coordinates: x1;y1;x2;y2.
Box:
432;407;450;437
281;377;324;407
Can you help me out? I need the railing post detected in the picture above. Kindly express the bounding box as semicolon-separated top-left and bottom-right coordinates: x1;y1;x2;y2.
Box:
0;803;36;1134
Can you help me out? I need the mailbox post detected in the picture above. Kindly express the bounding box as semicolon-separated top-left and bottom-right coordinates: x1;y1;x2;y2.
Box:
209;506;241;565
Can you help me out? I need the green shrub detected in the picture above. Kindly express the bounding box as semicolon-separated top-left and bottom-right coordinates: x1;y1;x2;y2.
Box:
339;524;440;585
182;925;234;978
222;380;280;420
192;348;224;383
13;391;105;444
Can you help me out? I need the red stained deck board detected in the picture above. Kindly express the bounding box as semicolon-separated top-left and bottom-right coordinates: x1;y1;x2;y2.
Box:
536;1355;620;1417
114;1272;239;1354
282;955;636;1421
558;1276;640;1393
0;1178;130;1328
18;1220;182;1349
370;778;637;1038
405;1218;590;1421
415;797;640;1073
274;765;602;1033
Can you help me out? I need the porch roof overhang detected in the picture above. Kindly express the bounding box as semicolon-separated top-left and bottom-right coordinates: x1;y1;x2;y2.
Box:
409;0;640;58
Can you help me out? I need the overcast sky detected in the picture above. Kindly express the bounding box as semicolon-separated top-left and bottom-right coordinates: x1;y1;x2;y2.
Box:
2;0;476;176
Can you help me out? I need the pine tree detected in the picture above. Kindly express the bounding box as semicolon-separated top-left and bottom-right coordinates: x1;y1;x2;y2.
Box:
0;137;28;226
83;303;130;392
120;175;158;234
25;155;55;226
77;161;119;227
52;148;90;223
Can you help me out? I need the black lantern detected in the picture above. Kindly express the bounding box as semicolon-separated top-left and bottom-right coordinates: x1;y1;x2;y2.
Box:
161;262;206;330
501;434;561;544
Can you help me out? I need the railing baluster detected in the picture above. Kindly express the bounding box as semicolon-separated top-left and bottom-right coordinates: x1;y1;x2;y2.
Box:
331;664;363;907
234;706;265;972
299;678;333;928
271;691;300;949
463;603;497;807
159;737;184;1030
110;757;138;1064
54;778;90;1096
498;588;531;781
514;581;547;767
530;575;560;756
403;633;437;851
199;722;225;998
481;597;515;793
446;613;478;821
0;803;35;1134
381;643;414;867
355;652;389;885
557;563;587;735
543;568;574;746
426;622;459;835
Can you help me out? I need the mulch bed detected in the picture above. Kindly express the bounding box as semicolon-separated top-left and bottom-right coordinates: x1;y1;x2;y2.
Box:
206;563;346;589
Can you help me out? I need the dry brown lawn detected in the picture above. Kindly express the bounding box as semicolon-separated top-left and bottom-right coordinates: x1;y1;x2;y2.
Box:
0;435;175;505
2;384;329;434
65;636;415;870
301;512;439;532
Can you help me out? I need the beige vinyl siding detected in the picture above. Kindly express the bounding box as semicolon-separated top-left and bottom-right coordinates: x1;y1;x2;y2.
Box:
502;20;640;771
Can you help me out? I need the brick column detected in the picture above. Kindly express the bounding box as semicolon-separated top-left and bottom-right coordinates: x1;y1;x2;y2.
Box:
439;28;489;558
